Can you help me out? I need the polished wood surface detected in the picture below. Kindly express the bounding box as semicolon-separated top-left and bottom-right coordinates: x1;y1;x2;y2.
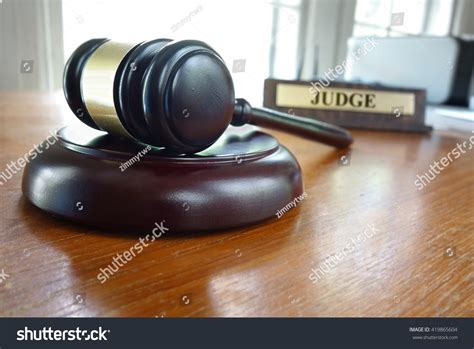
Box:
1;92;473;317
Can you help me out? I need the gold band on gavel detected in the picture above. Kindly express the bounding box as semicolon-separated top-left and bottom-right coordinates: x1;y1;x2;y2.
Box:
81;41;136;139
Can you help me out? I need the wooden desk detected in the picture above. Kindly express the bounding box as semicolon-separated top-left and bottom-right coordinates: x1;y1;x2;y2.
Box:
1;92;472;317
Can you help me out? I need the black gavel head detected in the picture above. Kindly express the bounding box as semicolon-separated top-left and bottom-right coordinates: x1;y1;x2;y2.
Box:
64;38;235;153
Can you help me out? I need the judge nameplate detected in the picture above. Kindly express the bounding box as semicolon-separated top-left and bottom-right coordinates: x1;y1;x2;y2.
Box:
264;79;430;132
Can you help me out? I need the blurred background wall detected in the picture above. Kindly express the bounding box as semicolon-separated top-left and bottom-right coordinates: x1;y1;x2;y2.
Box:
0;0;473;105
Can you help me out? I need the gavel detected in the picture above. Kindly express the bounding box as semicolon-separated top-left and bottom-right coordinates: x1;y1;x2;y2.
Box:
64;38;353;154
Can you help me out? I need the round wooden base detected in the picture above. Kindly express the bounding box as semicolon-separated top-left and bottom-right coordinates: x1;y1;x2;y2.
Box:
22;126;303;232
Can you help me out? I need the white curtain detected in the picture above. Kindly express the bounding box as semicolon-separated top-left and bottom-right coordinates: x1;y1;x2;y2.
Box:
299;0;357;80
0;0;64;91
451;0;474;37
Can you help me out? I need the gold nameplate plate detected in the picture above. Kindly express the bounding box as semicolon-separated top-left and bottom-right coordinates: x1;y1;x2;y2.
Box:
276;83;416;116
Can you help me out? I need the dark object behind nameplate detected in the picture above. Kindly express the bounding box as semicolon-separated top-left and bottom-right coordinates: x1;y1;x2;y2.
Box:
264;78;431;133
22;126;303;233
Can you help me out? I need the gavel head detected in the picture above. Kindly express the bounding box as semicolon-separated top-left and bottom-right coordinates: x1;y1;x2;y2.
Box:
63;38;235;153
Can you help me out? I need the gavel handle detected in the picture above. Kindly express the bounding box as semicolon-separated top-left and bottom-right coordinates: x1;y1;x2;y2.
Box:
232;98;353;148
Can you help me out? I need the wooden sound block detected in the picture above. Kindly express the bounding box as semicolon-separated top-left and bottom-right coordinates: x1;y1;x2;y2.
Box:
22;125;303;232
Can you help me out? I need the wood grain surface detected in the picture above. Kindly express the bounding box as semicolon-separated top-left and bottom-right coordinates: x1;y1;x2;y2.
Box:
0;92;473;317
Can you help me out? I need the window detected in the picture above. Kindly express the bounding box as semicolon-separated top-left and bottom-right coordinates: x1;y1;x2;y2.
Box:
268;0;302;79
62;0;301;105
353;0;455;37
